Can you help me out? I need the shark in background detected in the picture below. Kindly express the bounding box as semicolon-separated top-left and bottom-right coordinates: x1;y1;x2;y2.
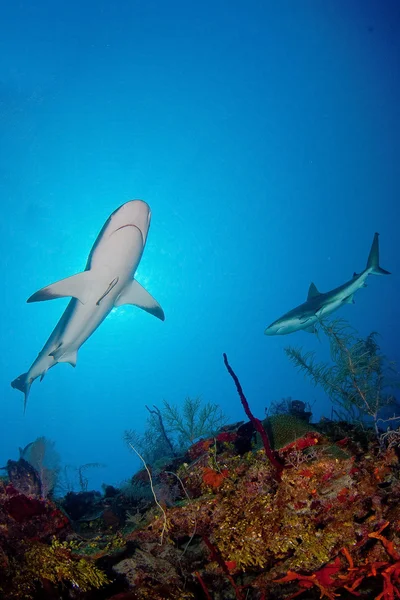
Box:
265;232;390;336
12;200;164;410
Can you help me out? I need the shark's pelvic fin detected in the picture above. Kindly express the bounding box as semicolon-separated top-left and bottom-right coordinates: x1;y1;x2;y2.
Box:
307;282;320;300
115;279;165;320
27;271;93;304
304;324;318;334
57;350;78;367
343;294;355;304
49;342;66;362
366;233;391;276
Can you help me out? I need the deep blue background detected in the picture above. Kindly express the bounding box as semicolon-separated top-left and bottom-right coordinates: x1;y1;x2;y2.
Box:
1;0;399;490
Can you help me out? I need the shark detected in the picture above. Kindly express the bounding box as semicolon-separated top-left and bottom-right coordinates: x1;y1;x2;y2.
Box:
11;200;164;409
264;232;390;336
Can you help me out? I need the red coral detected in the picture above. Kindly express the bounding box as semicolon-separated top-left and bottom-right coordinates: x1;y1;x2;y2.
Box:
277;523;400;600
340;526;400;599
275;564;340;600
216;432;238;444
299;469;313;478
336;437;350;447
188;439;213;460
225;560;238;573
202;467;229;489
4;490;46;522
280;432;322;455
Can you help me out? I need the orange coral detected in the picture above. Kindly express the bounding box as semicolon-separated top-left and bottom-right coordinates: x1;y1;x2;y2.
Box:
279;431;323;455
275;559;341;600
202;467;229;489
277;522;400;599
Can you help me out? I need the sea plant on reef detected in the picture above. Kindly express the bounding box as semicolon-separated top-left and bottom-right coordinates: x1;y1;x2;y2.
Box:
285;319;398;437
124;396;228;465
0;480;110;599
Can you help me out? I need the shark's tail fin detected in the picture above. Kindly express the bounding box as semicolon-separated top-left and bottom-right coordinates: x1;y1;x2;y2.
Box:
11;373;32;413
366;233;390;276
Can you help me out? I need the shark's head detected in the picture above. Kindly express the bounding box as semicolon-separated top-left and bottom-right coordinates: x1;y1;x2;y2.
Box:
264;318;291;336
265;312;316;336
109;200;152;245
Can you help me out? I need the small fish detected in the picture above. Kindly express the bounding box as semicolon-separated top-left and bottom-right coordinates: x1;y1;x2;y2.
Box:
12;200;164;409
265;233;390;336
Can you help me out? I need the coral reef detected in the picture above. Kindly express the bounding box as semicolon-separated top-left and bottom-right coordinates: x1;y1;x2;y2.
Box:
2;413;400;599
123;422;400;599
2;334;400;599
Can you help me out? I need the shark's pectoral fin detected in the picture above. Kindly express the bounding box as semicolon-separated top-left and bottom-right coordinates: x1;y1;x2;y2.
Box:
343;294;355;304
114;279;165;321
27;271;93;304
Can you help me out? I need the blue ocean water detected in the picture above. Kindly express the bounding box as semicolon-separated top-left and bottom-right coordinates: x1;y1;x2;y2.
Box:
1;0;399;491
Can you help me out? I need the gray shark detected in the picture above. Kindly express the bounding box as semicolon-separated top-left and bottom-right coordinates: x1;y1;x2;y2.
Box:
12;200;164;410
264;232;389;336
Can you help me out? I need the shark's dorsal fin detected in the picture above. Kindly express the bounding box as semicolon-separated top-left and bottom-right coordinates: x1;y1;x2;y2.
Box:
114;279;165;321
27;272;93;304
307;282;320;300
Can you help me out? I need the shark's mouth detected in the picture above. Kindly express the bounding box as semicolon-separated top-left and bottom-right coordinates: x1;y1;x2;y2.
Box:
113;223;144;245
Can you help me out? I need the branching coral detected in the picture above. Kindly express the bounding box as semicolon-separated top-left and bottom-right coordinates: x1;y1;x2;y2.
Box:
276;522;400;599
223;352;284;478
124;396;227;466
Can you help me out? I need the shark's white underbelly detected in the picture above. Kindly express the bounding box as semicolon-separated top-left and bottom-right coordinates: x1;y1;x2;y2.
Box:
28;276;128;382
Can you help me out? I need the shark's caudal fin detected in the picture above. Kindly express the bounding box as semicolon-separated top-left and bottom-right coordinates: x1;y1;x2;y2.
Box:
366;233;391;276
11;373;32;412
